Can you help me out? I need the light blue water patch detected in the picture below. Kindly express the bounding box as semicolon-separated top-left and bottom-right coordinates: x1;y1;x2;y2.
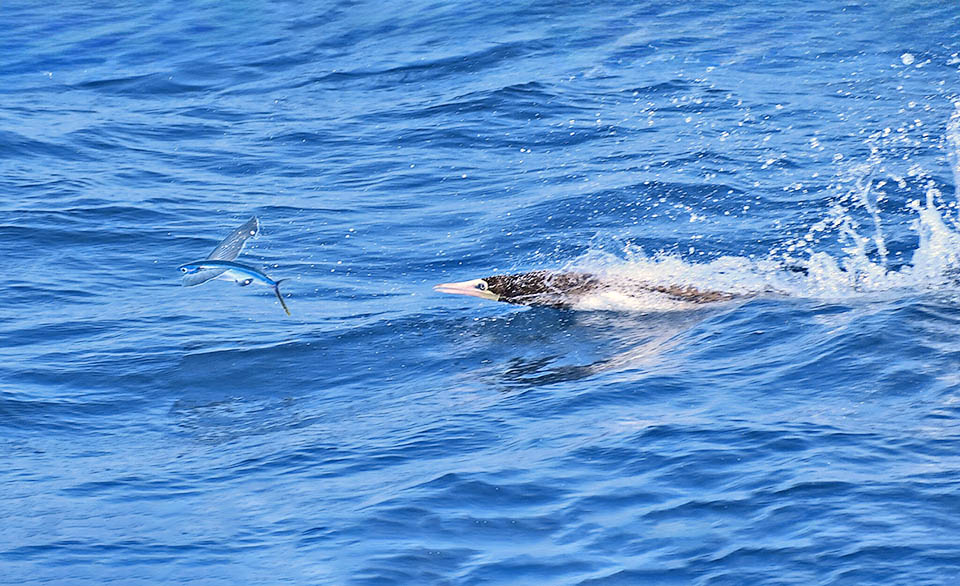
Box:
3;1;960;583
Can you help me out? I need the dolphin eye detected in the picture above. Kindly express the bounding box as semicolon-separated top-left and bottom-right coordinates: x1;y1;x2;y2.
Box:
476;282;487;291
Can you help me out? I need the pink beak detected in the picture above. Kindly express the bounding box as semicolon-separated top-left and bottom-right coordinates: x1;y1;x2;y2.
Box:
433;280;496;300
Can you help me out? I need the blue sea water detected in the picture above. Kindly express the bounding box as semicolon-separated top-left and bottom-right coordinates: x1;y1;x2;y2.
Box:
4;0;960;583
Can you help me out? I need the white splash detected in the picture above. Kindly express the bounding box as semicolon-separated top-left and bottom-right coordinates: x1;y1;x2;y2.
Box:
564;106;960;312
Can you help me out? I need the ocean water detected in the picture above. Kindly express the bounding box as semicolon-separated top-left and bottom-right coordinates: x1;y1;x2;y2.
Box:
4;1;960;583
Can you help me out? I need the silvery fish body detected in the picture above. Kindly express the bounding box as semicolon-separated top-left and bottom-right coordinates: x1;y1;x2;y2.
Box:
177;217;291;316
178;260;281;287
181;217;260;287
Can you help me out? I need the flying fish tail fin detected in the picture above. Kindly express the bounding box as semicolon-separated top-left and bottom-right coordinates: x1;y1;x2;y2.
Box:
273;280;291;316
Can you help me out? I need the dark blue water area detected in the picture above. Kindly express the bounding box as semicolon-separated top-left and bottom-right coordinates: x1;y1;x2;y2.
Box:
4;0;960;583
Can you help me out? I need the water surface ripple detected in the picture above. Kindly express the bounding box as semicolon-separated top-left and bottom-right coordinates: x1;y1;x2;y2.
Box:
3;1;960;584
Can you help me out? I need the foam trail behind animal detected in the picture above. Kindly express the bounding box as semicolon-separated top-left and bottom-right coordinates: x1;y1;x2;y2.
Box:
182;217;260;287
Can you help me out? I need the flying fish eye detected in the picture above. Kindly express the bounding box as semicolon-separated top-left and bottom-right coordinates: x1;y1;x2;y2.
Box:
476;281;487;291
180;267;188;273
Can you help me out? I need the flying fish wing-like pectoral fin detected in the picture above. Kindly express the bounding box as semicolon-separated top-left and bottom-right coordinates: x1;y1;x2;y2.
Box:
208;217;259;261
182;217;259;287
182;268;227;287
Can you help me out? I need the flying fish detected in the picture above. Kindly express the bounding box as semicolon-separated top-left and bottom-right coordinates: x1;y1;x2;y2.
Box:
178;217;291;316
